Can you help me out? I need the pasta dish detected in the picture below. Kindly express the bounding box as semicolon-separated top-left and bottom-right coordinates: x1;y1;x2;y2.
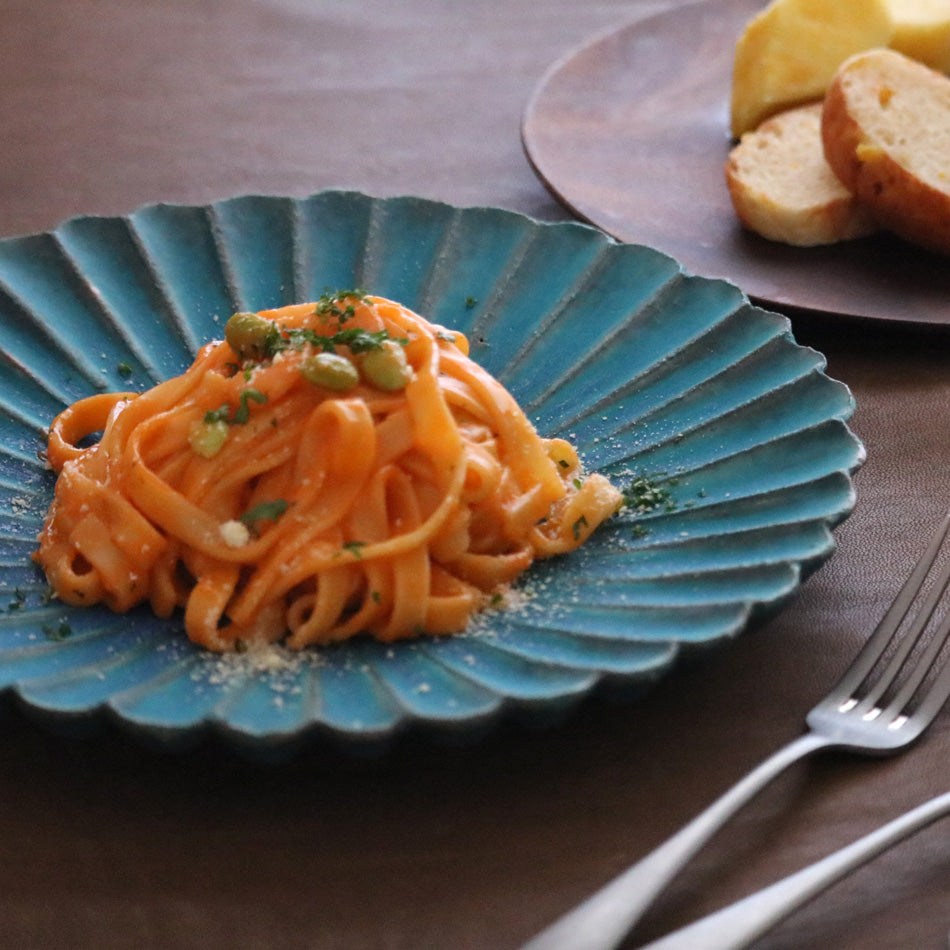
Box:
33;293;621;651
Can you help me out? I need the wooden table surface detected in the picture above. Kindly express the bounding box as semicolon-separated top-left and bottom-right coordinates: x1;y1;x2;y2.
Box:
0;1;947;948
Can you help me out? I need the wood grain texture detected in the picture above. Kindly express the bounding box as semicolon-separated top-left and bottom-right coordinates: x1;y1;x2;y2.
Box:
0;2;948;949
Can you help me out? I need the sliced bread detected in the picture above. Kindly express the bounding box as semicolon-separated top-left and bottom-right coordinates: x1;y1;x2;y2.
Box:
725;102;880;246
822;47;950;254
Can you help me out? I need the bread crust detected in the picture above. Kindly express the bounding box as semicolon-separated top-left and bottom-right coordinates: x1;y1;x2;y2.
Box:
725;103;879;246
822;48;950;255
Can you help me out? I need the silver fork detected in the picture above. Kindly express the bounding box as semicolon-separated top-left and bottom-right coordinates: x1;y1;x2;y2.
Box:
521;511;950;950
638;789;950;949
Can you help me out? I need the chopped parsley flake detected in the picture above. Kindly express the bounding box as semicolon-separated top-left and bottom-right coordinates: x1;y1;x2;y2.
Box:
621;473;676;514
232;388;267;424
204;404;231;424
205;388;268;426
618;472;684;539
240;498;289;527
315;289;369;321
42;620;73;641
263;324;404;361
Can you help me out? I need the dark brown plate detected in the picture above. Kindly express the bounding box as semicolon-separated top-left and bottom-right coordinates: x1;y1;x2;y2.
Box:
522;0;950;326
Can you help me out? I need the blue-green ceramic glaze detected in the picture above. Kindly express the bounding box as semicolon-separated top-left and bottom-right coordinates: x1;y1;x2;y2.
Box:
0;192;864;754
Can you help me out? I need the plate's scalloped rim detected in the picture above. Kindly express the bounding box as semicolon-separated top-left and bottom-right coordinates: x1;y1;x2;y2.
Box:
0;190;864;757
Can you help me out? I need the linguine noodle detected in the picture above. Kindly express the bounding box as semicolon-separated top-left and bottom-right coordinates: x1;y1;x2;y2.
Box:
34;293;621;651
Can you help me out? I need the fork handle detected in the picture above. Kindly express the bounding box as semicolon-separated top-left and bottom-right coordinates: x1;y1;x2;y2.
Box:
638;790;950;950
520;732;832;950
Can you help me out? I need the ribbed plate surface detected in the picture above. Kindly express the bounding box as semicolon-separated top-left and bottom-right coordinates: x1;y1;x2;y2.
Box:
0;191;863;755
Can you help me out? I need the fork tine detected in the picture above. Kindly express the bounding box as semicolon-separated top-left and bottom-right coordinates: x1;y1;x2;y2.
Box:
859;541;950;714
885;603;950;714
913;647;950;728
835;511;950;702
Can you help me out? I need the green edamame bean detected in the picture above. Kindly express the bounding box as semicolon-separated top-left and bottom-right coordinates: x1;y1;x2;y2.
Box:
360;341;412;391
300;351;360;390
189;419;229;458
225;311;274;360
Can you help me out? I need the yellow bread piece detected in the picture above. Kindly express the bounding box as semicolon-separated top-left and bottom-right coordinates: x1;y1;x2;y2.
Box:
822;47;950;254
730;0;895;138
725;102;879;245
886;0;950;71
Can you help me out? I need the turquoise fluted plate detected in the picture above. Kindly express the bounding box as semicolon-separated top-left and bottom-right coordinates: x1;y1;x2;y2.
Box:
0;191;864;755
